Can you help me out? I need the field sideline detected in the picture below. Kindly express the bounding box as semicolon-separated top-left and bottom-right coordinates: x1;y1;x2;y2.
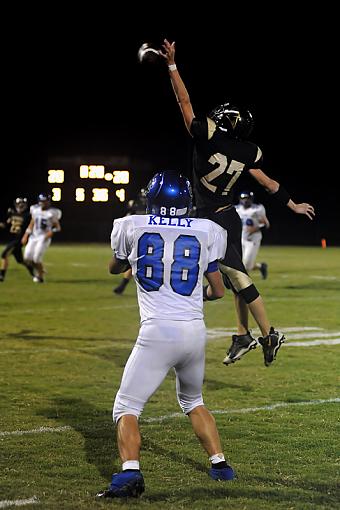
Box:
0;244;339;509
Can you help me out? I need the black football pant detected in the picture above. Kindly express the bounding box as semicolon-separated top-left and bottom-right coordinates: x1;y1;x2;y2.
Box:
1;239;24;264
198;206;259;304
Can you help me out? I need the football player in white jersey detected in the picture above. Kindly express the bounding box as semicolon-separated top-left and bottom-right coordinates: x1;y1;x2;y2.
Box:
236;191;270;279
21;193;62;283
97;171;234;499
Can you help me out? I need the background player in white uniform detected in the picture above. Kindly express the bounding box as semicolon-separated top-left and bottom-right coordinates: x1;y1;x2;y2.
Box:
21;193;62;283
97;171;234;499
236;191;270;279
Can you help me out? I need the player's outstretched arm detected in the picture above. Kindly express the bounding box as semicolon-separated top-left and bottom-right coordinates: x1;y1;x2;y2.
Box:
249;168;315;220
159;39;194;134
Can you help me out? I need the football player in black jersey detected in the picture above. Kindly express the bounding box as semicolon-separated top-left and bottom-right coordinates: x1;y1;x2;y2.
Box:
159;39;315;367
0;197;33;281
113;189;147;295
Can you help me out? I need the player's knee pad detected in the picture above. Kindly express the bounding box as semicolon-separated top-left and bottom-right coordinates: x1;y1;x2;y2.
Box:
239;284;259;304
112;391;144;423
177;392;204;415
218;262;253;293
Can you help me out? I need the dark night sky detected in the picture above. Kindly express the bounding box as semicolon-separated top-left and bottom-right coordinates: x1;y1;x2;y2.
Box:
2;9;338;244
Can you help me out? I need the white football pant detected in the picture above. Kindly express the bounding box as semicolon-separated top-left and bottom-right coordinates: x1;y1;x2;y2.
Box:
113;318;206;422
242;238;261;272
24;235;51;264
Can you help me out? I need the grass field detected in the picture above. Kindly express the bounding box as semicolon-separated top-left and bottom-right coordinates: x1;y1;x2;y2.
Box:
0;244;339;509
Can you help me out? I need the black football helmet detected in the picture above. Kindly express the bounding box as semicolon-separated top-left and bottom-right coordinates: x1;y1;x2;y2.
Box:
14;197;28;213
209;103;254;139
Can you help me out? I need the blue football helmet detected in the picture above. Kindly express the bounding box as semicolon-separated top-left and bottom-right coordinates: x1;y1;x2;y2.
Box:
209;103;254;139
146;171;193;217
38;193;51;202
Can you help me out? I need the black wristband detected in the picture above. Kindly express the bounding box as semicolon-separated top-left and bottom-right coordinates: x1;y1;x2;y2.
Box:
272;185;291;206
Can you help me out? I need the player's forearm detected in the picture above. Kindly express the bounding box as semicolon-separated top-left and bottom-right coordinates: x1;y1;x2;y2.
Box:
169;67;191;105
204;271;225;300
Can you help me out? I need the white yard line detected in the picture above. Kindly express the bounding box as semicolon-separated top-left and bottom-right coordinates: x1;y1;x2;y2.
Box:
143;397;340;423
0;426;71;437
1;399;338;434
207;326;340;342
285;339;340;346
0;497;38;509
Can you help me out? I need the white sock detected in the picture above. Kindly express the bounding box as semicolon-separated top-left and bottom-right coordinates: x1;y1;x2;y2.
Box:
209;453;225;464
122;460;140;471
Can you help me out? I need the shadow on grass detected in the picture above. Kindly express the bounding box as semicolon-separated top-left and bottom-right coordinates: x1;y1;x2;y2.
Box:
37;398;338;506
144;483;338;506
38;397;117;480
6;329;113;342
37;397;207;481
204;378;253;392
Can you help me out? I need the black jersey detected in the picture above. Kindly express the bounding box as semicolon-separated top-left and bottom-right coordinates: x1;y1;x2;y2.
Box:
5;209;30;238
191;117;263;212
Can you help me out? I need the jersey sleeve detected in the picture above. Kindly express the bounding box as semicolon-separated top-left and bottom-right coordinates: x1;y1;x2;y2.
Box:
258;204;266;217
257;204;267;226
208;223;228;265
110;217;131;261
52;208;62;221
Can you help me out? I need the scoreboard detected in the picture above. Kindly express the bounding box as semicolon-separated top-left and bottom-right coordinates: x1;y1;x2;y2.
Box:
46;156;154;241
48;165;130;204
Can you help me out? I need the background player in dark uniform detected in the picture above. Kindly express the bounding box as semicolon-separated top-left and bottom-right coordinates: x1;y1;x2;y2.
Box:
0;197;33;281
113;189;147;295
159;39;315;367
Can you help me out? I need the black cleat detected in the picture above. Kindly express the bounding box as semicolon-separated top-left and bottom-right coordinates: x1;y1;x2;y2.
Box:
25;264;35;277
223;332;257;365
258;327;285;366
33;276;44;283
260;262;268;280
96;470;145;499
113;278;130;295
113;285;125;295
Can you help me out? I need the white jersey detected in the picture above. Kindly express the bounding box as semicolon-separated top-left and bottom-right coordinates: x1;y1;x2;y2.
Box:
111;214;228;323
236;203;266;242
30;204;62;237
